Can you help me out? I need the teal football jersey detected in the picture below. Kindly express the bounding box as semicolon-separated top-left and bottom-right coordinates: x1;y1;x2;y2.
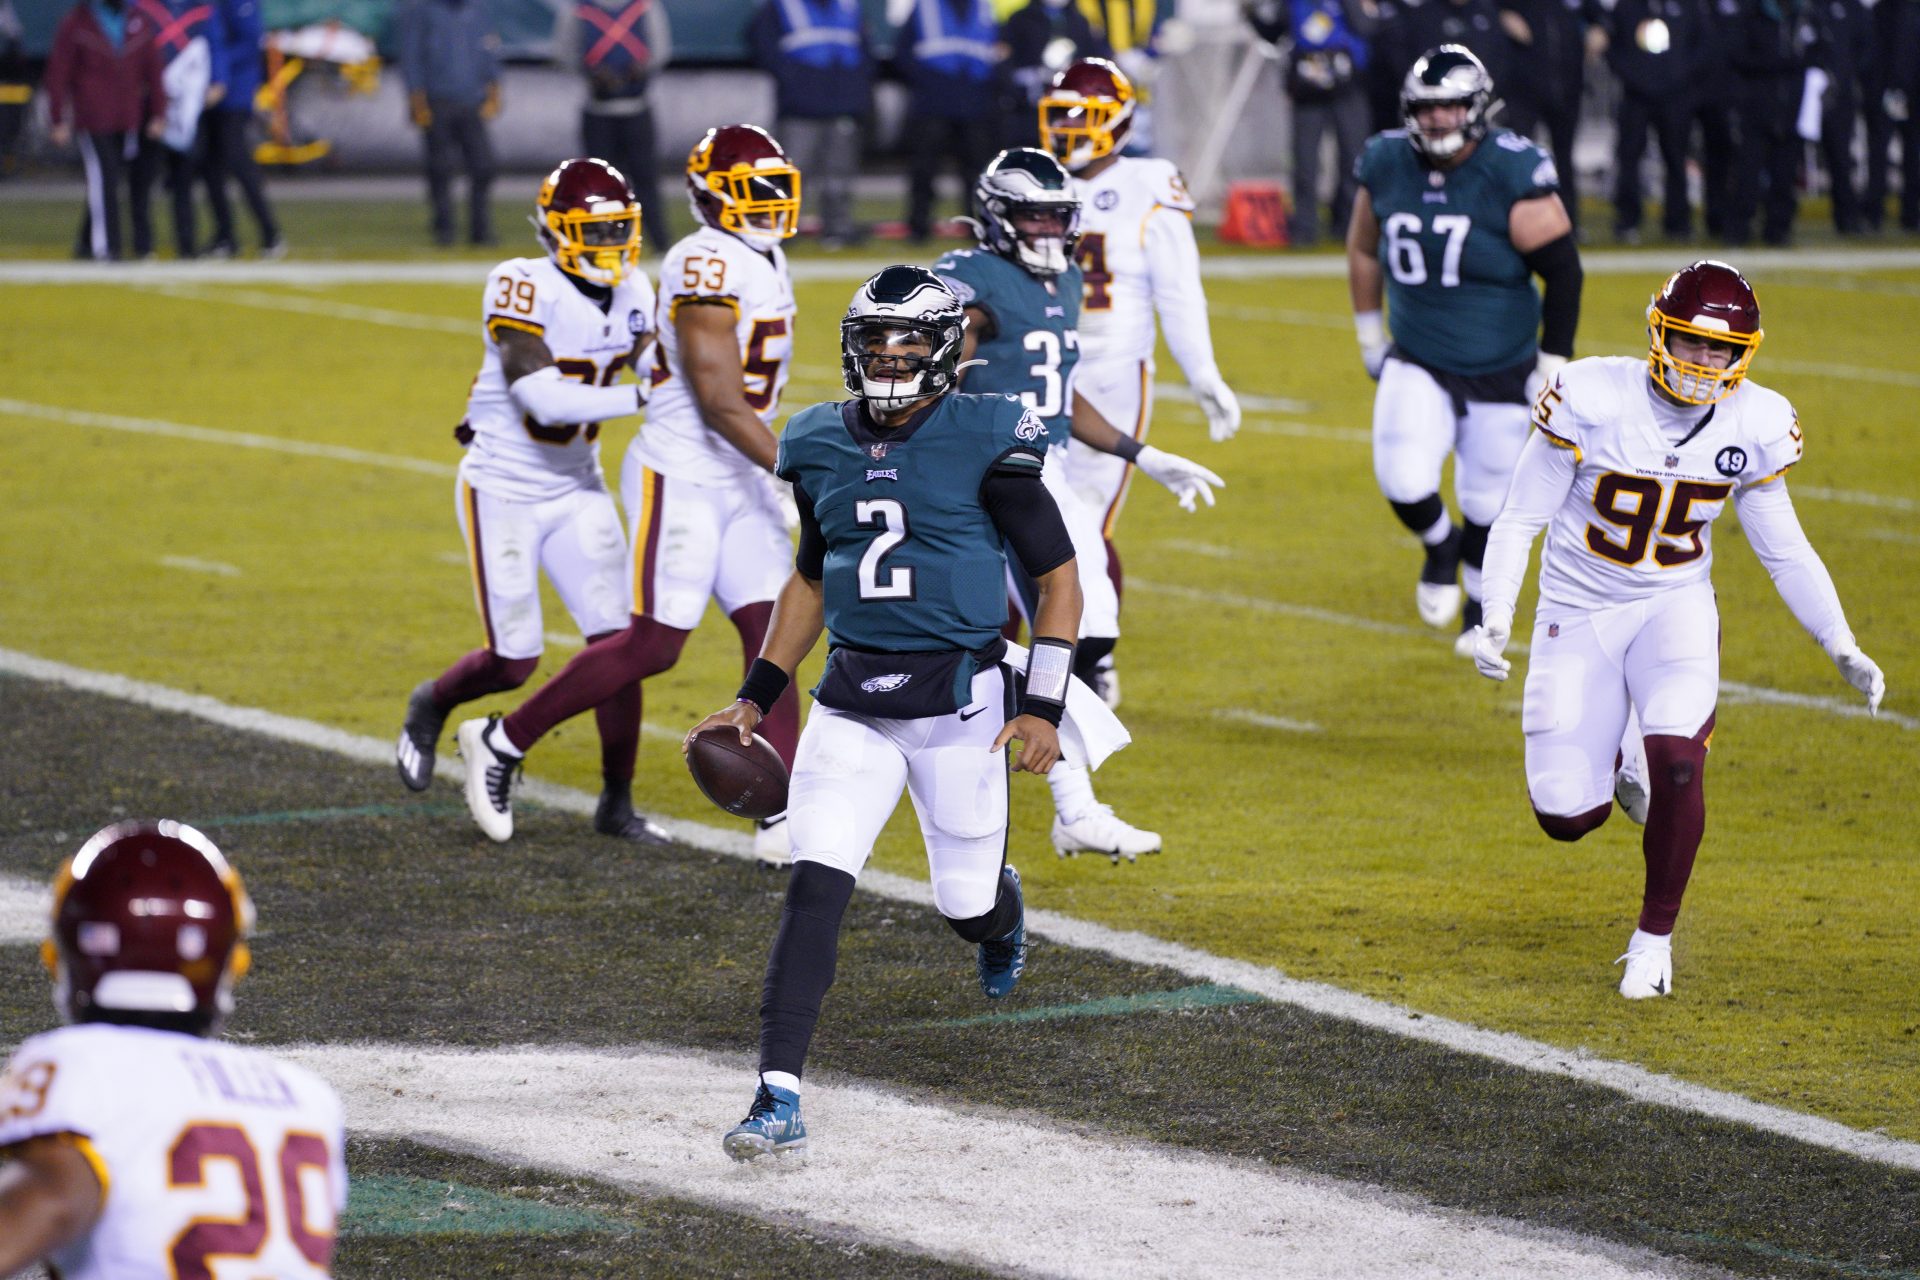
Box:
931;248;1081;449
1355;128;1560;375
778;392;1049;653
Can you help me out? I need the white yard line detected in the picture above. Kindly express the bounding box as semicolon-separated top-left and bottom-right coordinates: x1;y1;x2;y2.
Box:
5;647;1917;1173
7;248;1920;286
1216;709;1321;732
286;1041;1693;1280
158;556;241;577
1128;578;1918;731
0;398;455;478
0;875;48;945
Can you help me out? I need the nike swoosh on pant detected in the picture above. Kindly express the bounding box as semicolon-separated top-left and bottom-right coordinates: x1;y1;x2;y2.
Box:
958;706;988;721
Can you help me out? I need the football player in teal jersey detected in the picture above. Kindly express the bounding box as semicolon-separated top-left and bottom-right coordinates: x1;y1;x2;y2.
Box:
935;147;1221;864
1346;45;1584;652
688;266;1091;1161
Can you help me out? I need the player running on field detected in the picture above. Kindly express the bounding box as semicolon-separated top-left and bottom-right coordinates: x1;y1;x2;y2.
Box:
936;146;1221;865
1347;45;1584;651
1038;56;1241;706
396;157;665;842
687;265;1128;1161
0;821;347;1279
458;125;806;865
1466;260;1887;1000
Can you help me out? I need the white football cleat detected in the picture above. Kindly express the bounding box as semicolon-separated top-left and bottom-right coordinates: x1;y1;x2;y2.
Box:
1419;581;1465;630
1615;933;1673;1000
753;813;792;869
1053;803;1161;864
456;716;520;843
1615;733;1651;825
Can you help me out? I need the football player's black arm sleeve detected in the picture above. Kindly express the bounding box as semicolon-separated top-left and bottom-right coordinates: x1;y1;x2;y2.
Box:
1522;233;1582;359
794;484;826;581
983;470;1075;578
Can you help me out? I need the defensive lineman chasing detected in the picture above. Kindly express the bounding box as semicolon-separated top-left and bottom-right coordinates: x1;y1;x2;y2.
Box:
1467;260;1886;1000
686;266;1127;1160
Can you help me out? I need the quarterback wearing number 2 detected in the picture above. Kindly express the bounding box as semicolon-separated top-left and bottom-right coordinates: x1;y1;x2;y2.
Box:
1467;261;1886;1002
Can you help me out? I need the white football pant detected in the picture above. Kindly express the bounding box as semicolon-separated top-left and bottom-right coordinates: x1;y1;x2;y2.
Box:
1066;355;1153;540
456;478;631;660
1372;356;1529;524
788;666;1012;921
1008;446;1121;641
1522;581;1719;817
623;465;791;631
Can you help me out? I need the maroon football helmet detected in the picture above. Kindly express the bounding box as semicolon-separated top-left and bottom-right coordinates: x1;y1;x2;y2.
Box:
1647;259;1764;405
685;123;801;250
535;156;642;286
1038;58;1136;171
43;821;254;1036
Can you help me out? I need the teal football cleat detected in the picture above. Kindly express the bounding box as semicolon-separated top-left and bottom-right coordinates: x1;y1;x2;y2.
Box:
977;865;1027;999
723;1082;807;1161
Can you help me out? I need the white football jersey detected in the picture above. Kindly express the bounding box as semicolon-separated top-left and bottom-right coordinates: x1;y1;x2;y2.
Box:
0;1023;347;1280
631;227;796;486
1070;156;1197;365
1531;356;1804;611
461;255;656;504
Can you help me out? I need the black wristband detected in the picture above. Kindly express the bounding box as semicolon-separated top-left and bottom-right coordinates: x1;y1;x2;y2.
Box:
1021;700;1065;727
1111;434;1144;463
736;658;790;716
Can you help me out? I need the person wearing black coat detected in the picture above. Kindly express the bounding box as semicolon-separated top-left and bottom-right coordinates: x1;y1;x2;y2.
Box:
1806;0;1870;232
1725;0;1807;246
1498;0;1591;231
1599;0;1700;240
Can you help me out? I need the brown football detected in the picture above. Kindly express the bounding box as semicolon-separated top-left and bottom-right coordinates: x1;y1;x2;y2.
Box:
685;727;789;820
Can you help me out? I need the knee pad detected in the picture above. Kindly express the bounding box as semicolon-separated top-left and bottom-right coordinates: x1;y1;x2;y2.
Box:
932;866;1003;926
1534;802;1611;842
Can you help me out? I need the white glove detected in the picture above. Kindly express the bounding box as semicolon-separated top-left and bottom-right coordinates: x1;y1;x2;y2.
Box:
765;473;800;535
1191;371;1242;442
1355;310;1389;380
1135;444;1225;512
1525;352;1568;408
1832;642;1886;714
1469;610;1513;681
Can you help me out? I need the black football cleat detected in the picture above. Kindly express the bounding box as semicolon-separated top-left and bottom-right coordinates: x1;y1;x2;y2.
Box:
395;680;447;792
595;790;673;846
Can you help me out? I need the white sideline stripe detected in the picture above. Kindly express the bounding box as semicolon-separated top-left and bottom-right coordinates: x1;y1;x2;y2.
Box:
1129;578;1919;732
8;247;1920;286
1216;709;1321;733
6;647;1919;1173
0;876;49;945
285;1042;1691;1280
1796;485;1919;514
0;399;455;479
1160;538;1237;560
132;282;473;335
159;556;241;577
1867;528;1920;546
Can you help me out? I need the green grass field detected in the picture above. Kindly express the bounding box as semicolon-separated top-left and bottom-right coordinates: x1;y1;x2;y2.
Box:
2;213;1917;1163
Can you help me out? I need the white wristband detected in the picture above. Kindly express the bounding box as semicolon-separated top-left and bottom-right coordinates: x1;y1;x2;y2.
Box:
1355;310;1385;349
1025;638;1074;707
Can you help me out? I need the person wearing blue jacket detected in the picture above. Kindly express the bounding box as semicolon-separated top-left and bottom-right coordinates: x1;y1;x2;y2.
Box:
201;0;282;256
749;0;873;245
894;0;1002;242
395;0;501;245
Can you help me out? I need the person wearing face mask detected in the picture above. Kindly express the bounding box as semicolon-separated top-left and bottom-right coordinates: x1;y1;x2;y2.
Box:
44;0;167;260
1466;260;1886;1001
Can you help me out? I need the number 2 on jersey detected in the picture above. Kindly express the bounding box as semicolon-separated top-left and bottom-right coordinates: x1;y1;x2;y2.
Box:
855;498;913;600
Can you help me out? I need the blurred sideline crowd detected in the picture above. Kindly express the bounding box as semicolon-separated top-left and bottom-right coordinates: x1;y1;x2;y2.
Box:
6;0;1920;261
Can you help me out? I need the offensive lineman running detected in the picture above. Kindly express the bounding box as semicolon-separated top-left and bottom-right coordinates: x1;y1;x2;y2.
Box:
1467;261;1886;999
688;266;1127;1161
458;125;805;864
936;147;1222;864
396;158;665;842
1039;57;1241;705
1348;45;1584;650
0;822;347;1278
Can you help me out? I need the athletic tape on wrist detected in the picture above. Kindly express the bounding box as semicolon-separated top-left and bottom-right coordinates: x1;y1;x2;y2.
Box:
736;658;790;716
